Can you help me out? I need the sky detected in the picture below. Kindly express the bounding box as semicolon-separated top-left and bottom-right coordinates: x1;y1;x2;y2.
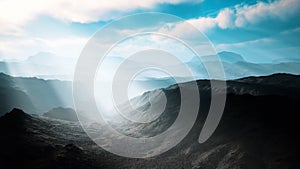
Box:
0;0;299;70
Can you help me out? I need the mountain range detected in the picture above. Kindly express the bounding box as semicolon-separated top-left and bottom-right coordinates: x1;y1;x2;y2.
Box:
0;73;73;116
1;51;300;82
124;51;300;93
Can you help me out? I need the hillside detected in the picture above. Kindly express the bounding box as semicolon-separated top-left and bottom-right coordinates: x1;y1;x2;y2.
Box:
0;74;299;168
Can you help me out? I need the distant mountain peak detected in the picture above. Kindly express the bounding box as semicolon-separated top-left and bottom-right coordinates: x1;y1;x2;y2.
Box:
27;51;56;60
217;51;245;63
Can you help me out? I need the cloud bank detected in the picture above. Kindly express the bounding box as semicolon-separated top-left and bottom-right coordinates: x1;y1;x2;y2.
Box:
184;0;300;32
0;0;201;35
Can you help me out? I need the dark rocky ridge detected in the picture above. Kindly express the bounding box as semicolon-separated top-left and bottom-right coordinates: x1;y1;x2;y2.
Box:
0;74;300;169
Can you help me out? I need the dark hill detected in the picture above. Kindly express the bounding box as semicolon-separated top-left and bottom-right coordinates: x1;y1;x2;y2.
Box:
0;74;300;169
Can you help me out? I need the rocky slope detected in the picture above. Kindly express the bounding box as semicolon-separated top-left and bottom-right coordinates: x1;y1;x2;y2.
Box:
0;74;300;169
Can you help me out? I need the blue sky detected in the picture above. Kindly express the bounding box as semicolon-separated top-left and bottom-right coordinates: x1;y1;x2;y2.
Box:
0;0;299;64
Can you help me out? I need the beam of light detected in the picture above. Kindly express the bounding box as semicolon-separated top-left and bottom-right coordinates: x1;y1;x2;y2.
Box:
1;61;74;114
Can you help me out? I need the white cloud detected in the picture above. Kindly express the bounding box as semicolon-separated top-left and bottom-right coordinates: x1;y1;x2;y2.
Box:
0;0;201;35
160;7;236;34
216;37;275;50
235;0;300;27
216;8;235;29
188;17;217;32
168;0;300;33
